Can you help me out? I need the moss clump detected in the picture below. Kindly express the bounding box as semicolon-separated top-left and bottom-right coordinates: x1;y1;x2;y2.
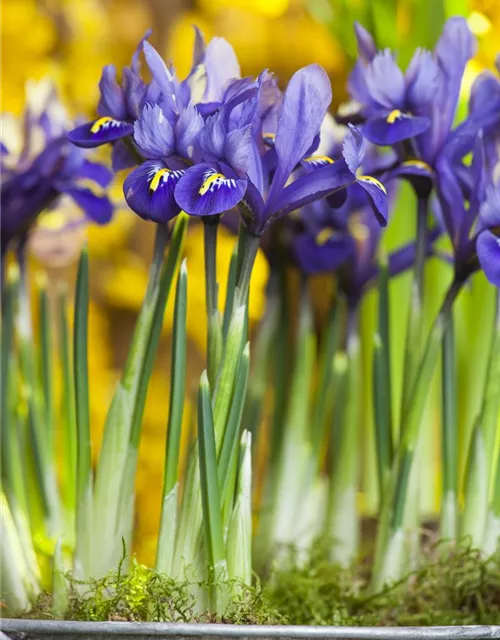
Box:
21;559;282;624
265;542;500;625
9;543;500;625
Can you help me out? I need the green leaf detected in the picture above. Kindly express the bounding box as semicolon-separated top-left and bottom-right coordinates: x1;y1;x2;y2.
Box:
52;537;69;617
155;484;178;575
440;316;458;541
226;430;252;587
198;371;225;568
73;247;93;578
163;259;188;499
57;287;77;534
219;343;250;520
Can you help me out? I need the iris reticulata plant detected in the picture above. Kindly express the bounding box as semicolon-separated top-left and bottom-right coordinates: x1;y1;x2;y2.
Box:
2;16;500;622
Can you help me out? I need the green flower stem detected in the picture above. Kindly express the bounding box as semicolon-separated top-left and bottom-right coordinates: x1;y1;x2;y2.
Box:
400;194;429;423
204;217;223;387
234;231;261;309
156;260;188;574
73;247;93;579
327;306;361;566
57;286;77;536
222;248;238;339
372;276;464;590
440;315;458;542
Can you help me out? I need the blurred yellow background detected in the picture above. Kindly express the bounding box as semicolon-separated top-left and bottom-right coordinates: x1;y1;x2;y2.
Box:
2;0;499;565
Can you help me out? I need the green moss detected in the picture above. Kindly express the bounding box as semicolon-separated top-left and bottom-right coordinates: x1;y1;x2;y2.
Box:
10;543;500;625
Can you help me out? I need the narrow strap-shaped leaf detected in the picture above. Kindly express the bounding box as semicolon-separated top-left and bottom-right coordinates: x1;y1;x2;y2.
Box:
52;537;69;617
57;287;77;527
218;343;250;518
114;216;189;559
198;371;226;607
73;247;93;578
163;259;188;498
440;316;458;541
311;296;342;466
226;430;252;587
37;274;54;447
212;304;246;449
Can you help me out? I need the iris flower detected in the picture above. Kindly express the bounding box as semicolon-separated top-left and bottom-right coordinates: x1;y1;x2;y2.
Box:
68;28;242;172
436;127;500;287
1;81;113;257
349;18;476;153
292;129;434;304
174;68;387;235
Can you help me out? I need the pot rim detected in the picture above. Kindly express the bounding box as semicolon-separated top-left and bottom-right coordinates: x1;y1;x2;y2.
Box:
1;620;500;639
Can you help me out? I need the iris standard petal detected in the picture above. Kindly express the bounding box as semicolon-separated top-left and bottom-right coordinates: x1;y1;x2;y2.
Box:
364;50;406;110
293;231;355;274
143;41;177;101
65;187;113;224
122;67;148;120
342;125;365;174
134;104;175;159
477;229;500;288
354;22;377;64
174;162;247;217
469;70;500;115
175;104;204;160
268;64;332;207
356;176;389;226
124;160;184;223
68;118;133;148
405;49;440;112
203;37;241;102
363;111;431;145
432;17;476;151
97;65;127;120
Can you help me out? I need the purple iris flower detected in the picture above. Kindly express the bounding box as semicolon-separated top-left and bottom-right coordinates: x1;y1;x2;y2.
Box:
174;66;388;235
121;33;244;223
476;184;500;287
68;32;154;170
1;141;113;255
68;28;242;174
349;18;476;154
292;182;438;305
436;129;500;287
1;88;113;256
